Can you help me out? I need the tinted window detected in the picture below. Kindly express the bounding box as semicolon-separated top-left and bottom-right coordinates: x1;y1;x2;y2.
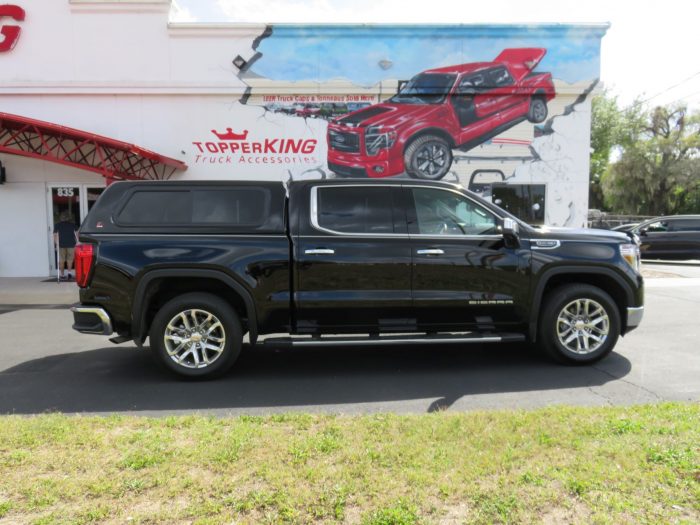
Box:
389;73;456;104
411;188;498;235
191;189;267;225
117;189;268;226
669;219;700;232
316;187;395;234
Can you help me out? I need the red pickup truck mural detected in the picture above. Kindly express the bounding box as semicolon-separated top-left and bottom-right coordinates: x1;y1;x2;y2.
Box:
326;48;555;179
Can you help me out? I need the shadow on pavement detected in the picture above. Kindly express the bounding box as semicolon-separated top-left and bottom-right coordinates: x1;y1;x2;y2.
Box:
0;343;632;414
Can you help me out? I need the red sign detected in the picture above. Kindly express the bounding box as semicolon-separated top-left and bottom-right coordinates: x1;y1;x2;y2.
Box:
192;128;318;166
0;4;24;52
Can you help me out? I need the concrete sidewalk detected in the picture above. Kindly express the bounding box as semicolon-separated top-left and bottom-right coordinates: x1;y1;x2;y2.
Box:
0;277;79;306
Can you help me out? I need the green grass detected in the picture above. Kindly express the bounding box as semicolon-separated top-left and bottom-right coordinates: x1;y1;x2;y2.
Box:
0;403;697;524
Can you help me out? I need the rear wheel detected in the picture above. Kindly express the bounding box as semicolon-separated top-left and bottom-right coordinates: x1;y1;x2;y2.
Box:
527;97;548;123
404;135;452;180
538;284;620;365
149;292;243;379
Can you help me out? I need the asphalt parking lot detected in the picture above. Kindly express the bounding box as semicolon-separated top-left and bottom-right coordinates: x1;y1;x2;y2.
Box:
0;263;698;416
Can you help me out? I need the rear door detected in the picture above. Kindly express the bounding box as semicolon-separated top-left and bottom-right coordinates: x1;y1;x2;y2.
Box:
666;218;700;259
406;185;530;331
294;184;414;333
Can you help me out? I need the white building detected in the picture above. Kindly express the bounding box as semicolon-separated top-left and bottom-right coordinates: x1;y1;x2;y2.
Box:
0;0;607;277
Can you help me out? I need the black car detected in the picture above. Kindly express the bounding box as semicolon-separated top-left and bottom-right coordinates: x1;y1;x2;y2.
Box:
70;179;644;378
629;215;700;260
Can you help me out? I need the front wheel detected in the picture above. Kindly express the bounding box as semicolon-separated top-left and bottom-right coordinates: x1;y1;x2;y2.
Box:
538;284;620;365
149;292;243;379
404;135;453;180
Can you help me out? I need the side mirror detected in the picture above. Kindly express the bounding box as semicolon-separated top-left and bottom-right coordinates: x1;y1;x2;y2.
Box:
502;217;520;248
638;227;648;236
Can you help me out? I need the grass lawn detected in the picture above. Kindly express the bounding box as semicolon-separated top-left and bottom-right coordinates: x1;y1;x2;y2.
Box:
0;403;697;524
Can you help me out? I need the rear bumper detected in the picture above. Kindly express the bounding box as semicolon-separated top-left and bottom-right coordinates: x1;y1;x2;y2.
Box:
625;305;644;333
71;305;113;335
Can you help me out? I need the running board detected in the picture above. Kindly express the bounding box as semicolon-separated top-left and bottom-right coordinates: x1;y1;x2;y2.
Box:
260;332;526;348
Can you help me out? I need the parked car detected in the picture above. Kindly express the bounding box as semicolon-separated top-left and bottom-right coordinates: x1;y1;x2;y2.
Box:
71;179;643;378
296;103;322;118
327;48;555;179
628;215;700;260
612;223;639;232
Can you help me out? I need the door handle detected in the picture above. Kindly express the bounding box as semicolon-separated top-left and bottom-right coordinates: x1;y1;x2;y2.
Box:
416;249;444;255
304;248;335;255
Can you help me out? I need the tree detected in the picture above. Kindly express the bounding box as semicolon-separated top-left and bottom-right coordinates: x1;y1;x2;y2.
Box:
601;104;700;215
589;92;622;210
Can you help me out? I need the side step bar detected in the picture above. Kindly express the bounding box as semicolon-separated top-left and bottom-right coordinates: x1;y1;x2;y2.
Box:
261;332;526;348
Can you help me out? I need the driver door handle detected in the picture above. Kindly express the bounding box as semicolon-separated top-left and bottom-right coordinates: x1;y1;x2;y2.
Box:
305;248;335;255
416;249;444;255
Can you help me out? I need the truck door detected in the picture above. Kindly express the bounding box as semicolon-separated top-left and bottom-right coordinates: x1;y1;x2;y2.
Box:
405;185;530;331
293;184;414;333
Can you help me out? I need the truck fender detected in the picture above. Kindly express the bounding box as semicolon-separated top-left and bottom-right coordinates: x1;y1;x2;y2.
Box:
528;266;635;342
131;268;259;345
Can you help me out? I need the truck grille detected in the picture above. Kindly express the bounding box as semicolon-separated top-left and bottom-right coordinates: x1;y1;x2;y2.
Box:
329;130;360;153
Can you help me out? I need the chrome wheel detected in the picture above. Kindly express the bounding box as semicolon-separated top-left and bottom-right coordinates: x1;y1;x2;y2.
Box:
415;142;449;179
163;309;226;369
556;298;609;354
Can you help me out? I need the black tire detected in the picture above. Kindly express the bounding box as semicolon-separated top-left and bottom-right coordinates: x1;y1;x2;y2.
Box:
538;284;620;365
404;135;453;180
149;292;243;379
527;97;548;123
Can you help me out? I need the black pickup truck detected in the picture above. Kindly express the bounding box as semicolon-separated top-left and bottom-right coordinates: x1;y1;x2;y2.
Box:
71;179;644;378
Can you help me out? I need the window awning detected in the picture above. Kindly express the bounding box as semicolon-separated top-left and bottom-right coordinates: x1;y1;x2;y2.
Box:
0;112;187;182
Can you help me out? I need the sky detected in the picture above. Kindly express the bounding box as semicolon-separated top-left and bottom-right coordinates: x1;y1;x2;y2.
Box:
173;0;700;109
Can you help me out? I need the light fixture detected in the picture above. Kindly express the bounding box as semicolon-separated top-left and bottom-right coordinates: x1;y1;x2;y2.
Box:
232;55;247;70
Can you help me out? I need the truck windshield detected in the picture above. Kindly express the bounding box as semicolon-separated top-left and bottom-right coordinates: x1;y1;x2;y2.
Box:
390;73;456;104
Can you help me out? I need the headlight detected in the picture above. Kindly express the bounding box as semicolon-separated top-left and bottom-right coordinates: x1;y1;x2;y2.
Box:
620;243;641;272
365;126;397;156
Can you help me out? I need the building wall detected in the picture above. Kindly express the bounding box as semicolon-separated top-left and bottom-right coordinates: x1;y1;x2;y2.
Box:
0;0;607;277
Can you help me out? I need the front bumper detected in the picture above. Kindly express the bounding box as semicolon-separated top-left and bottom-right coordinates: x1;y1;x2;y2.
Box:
626;306;644;332
71;305;113;335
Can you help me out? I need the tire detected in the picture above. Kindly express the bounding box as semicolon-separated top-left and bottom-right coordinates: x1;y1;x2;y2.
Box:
527;97;548;123
149;292;243;379
537;284;620;365
404;135;453;180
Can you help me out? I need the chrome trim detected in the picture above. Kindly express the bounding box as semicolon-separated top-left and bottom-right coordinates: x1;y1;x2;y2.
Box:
531;239;561;250
289;336;505;347
626;306;644;328
310;184;408;237
304;248;335;255
71;306;113;335
416;249;445;255
309;184;504;241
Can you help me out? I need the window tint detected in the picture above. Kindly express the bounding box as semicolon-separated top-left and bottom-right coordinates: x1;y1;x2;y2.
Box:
457;72;487;93
316;187;395;234
669;219;700;232
411;188;498;235
191;190;267;225
117;189;268;226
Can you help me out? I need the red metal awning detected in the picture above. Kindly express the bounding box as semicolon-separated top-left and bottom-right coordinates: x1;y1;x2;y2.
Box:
0;112;187;182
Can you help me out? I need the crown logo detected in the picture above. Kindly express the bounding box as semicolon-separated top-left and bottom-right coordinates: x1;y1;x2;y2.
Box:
211;128;249;141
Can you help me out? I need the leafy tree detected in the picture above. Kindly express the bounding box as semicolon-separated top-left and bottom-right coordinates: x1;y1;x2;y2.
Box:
601;104;700;215
589;92;623;210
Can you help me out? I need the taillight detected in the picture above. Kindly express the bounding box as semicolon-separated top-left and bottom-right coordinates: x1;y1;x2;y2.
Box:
74;243;94;288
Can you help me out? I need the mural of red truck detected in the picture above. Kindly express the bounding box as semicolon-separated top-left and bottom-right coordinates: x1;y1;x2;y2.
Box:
326;48;555;179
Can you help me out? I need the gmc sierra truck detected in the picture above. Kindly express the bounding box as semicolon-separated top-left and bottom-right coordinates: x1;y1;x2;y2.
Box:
71;179;644;378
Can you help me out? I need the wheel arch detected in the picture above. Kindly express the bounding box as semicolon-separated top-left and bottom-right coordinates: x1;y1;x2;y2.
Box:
402;127;456;153
132;269;258;346
529;267;635;341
